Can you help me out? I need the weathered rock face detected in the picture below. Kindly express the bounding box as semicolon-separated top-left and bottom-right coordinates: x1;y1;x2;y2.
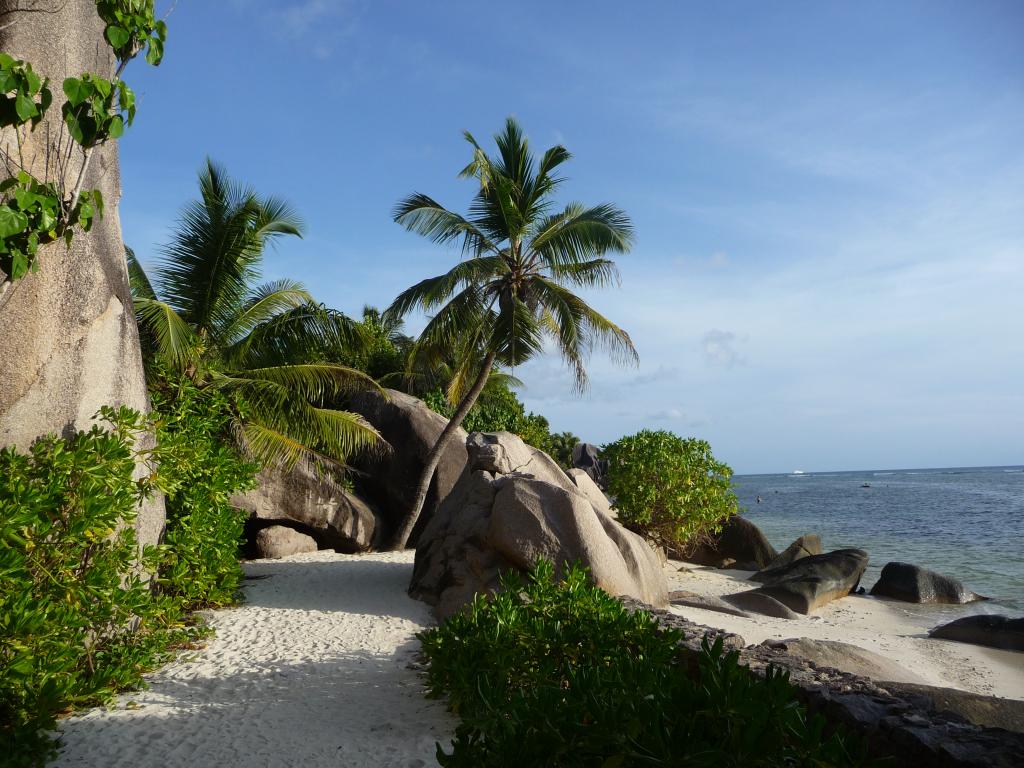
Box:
0;0;164;552
722;590;800;620
255;526;318;559
881;681;1024;734
232;463;377;553
929;615;1024;652
744;548;869;614
682;515;777;570
348;389;468;547
571;442;607;487
764;534;822;571
411;432;668;619
870;562;986;604
763;638;925;685
567;468;615;518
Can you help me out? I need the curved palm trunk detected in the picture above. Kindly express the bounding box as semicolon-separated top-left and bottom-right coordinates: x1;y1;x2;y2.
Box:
390;350;497;550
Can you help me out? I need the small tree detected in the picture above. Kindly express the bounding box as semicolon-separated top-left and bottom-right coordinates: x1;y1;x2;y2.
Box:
603;430;739;552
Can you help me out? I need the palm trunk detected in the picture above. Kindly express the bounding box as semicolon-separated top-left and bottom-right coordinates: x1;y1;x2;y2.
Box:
390;349;497;550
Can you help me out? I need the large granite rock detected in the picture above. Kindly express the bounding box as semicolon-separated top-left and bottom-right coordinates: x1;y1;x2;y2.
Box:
0;0;165;555
742;548;869;614
256;526;318;559
682;515;777;570
764;534;822;570
232;463;377;552
567;468;615;518
411;432;668;619
348;389;468;548
881;681;1024;734
722;590;800;619
571;442;607;487
762;638;925;684
929;615;1024;652
870;562;986;604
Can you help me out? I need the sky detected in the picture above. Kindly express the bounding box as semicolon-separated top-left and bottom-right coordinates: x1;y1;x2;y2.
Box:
118;1;1024;474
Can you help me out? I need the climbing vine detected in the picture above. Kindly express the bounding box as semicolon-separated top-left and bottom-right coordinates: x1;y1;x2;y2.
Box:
0;0;167;282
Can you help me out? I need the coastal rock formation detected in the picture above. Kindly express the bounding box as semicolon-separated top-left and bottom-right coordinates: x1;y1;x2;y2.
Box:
763;534;822;570
567;468;616;517
744;548;869;614
762;638;925;684
668;590;752;618
571;442;607;487
722;590;800;619
880;681;1024;734
348;389;468;547
929;615;1024;652
682;515;777;570
411;432;668;619
232;463;378;553
0;0;165;554
870;561;986;604
255;526;318;559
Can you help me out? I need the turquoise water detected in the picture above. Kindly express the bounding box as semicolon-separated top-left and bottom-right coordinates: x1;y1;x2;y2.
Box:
734;466;1024;617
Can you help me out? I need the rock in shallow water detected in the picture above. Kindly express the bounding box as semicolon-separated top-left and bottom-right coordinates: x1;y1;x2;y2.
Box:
870;561;986;604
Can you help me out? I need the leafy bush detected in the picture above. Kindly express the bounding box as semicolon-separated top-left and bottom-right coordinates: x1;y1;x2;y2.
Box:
149;375;257;608
419;561;867;767
0;408;200;764
603;429;739;551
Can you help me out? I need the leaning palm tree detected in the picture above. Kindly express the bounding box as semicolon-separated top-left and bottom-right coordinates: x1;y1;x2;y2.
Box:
385;117;637;549
130;159;381;471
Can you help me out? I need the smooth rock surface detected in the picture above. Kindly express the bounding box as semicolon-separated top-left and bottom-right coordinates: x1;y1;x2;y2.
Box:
0;0;165;554
682;515;777;569
255;526;318;558
348;389;468;547
763;534;822;571
870;561;986;604
763;637;925;684
232;463;377;552
567;467;616;518
722;589;801;620
411;432;668;619
668;590;751;618
746;548;869;614
929;615;1024;652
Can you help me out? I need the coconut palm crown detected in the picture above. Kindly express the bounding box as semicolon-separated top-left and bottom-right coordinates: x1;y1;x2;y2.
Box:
385;117;637;548
130;159;381;471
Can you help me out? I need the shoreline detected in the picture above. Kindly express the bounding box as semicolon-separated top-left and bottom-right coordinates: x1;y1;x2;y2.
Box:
665;561;1024;700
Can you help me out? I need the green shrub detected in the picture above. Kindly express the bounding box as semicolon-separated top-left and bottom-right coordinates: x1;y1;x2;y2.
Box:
0;407;201;765
149;375;257;608
602;429;739;551
419;561;867;767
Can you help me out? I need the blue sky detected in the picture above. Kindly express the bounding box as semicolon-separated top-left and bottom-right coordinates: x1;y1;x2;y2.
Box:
120;1;1024;474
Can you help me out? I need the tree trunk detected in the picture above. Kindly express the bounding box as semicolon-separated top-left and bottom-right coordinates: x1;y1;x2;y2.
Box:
390;350;497;550
0;0;165;551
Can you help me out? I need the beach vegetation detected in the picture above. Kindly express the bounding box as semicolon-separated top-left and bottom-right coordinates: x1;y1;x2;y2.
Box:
419;560;867;767
385;117;637;548
602;429;739;552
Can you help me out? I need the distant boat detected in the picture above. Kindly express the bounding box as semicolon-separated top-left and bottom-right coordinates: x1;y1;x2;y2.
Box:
792;470;805;475
861;483;871;488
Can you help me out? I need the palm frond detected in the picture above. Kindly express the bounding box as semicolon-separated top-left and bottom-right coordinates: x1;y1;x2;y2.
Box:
133;297;199;371
220;280;313;344
393;193;501;257
239;363;382;402
384;256;505;323
530;202;634;267
125;245;156;300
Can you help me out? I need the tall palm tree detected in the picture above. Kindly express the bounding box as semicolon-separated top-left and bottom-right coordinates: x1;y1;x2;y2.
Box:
385;117;637;549
130;159;381;471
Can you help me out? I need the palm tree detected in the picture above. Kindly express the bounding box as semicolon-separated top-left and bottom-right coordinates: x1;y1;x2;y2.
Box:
130;159;381;471
385;117;637;549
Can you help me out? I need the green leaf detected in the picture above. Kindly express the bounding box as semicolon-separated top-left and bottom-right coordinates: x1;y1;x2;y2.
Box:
105;25;131;50
0;205;29;238
63;77;87;106
10;248;28;279
14;92;36;121
108;115;124;139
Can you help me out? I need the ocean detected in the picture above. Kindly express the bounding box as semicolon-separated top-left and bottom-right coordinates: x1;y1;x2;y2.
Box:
733;466;1024;618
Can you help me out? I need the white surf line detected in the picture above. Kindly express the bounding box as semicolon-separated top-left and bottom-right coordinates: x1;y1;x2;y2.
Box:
53;551;456;768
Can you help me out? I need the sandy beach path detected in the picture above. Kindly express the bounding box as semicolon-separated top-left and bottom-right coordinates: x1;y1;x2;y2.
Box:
53;551;455;768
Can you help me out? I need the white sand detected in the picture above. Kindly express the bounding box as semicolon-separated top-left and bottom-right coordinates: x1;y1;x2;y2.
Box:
666;561;1024;700
53;551;455;768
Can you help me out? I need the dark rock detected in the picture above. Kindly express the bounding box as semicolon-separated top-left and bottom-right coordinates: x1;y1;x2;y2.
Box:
746;548;868;614
348;389;468;548
232;463;377;553
870;562;986;604
571;442;607;487
668;590;751;618
764;534;822;570
255;526;318;559
722;590;800;619
682;515;778;569
880;681;1024;734
929;615;1024;652
411;432;667;619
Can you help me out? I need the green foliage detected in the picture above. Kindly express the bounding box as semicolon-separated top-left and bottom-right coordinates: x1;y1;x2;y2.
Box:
419;561;868;767
603;429;739;550
0;408;204;765
95;0;168;66
149;375;258;608
545;431;580;471
62;73;135;147
0;54;51;129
